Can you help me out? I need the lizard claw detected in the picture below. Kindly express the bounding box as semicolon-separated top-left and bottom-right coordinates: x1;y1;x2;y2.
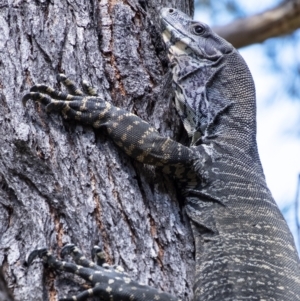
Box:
61;244;76;258
81;80;98;96
22;92;52;107
57;73;67;82
91;245;106;266
27;248;48;266
22;93;33;107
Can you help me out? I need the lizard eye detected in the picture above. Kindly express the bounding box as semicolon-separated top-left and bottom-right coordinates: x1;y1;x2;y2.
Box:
193;24;205;35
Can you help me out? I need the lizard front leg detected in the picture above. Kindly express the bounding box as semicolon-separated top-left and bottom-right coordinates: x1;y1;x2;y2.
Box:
23;74;203;185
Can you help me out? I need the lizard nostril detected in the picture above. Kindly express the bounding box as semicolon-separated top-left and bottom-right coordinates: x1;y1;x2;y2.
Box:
168;8;175;14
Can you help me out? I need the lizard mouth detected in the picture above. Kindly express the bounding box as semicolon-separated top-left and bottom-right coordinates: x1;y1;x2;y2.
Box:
160;8;191;30
160;7;233;61
159;9;189;43
160;9;221;62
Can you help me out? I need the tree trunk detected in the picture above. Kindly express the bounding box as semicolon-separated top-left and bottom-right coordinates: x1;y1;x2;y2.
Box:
0;1;194;300
0;268;14;301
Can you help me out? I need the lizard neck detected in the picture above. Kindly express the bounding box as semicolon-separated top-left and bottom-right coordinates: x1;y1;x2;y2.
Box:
202;50;259;161
170;49;258;160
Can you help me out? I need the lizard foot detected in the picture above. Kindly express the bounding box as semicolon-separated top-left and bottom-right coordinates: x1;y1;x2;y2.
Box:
22;74;108;124
60;243;107;270
27;245;180;301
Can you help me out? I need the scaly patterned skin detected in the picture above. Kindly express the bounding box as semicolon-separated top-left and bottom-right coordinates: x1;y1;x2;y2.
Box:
25;7;300;301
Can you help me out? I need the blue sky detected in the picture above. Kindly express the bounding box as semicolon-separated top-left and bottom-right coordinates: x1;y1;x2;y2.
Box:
195;0;300;247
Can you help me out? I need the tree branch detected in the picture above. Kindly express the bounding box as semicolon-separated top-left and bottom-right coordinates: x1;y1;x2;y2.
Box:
213;0;300;48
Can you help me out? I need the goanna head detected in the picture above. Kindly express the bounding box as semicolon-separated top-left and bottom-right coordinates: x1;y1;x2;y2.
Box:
160;8;255;146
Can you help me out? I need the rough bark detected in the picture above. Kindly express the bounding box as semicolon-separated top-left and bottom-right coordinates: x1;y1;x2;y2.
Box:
0;1;194;300
213;0;300;48
0;268;14;301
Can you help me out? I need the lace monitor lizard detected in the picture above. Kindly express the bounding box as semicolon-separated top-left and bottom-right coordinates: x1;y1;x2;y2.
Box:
24;7;300;301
